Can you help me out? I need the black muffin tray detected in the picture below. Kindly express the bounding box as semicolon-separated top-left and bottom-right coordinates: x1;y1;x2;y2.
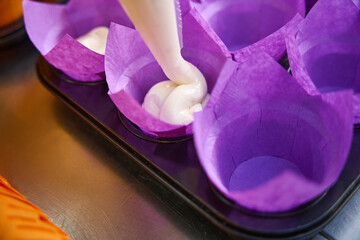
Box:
37;56;360;240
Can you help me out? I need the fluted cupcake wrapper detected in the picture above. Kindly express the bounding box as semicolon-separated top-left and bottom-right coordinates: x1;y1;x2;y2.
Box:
287;0;360;123
193;52;353;212
105;9;230;138
287;33;360;124
182;0;305;62
23;0;132;81
295;0;360;93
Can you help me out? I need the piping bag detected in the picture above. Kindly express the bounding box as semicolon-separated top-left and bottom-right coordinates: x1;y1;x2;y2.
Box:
118;0;208;126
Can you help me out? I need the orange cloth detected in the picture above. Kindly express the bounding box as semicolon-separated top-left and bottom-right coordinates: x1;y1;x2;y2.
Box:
0;0;23;28
0;176;72;240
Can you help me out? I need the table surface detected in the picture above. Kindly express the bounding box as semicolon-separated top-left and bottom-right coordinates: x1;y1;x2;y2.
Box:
1;37;360;240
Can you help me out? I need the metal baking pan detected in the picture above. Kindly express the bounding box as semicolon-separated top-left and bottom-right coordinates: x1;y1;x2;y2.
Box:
37;56;360;240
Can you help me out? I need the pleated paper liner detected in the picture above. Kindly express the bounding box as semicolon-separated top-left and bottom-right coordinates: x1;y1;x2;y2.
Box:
23;0;133;83
104;9;230;138
193;53;353;212
182;0;305;63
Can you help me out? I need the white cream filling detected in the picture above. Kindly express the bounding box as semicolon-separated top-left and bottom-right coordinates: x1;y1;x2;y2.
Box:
142;80;177;118
143;62;209;126
77;26;109;55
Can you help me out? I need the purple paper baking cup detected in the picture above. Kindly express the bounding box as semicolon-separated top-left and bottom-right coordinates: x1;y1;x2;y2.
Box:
286;0;360;124
23;0;132;82
185;0;305;62
105;9;231;138
295;0;360;93
193;53;353;212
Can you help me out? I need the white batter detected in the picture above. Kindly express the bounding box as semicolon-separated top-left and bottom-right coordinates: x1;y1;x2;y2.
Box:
142;63;208;125
77;26;109;55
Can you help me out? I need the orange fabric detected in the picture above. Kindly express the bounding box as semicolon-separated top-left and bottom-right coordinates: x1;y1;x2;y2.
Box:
0;0;23;28
0;176;72;240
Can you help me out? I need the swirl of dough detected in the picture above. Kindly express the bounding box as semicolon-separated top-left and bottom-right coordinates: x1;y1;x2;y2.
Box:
143;60;208;125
